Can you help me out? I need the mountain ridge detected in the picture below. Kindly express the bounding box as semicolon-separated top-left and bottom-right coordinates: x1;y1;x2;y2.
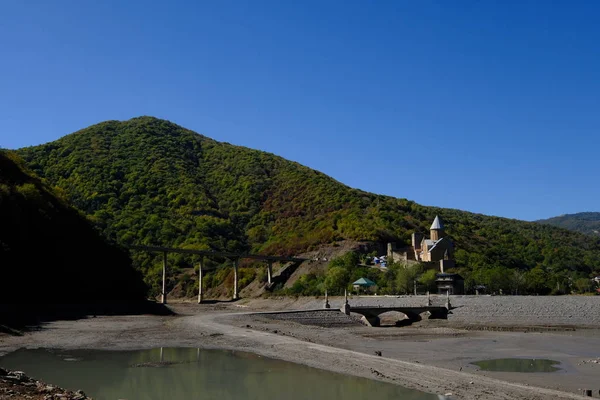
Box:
537;212;600;236
16;116;600;293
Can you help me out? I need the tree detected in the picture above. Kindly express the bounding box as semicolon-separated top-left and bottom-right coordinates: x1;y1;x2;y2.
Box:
325;266;350;294
574;278;591;294
510;269;526;295
525;266;549;294
396;264;423;294
329;251;361;270
419;269;438;293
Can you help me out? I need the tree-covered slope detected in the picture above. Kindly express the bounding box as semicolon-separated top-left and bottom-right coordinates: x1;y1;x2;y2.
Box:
537;213;600;237
16;117;600;289
0;151;146;304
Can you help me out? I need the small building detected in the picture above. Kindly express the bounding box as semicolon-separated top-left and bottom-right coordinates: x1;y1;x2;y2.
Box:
413;216;454;263
353;277;377;294
435;273;464;295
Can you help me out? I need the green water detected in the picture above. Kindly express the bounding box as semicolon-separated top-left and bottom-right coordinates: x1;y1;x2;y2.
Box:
472;358;561;373
0;348;445;400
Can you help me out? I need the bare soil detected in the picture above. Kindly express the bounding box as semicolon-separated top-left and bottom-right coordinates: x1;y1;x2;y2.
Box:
1;297;599;400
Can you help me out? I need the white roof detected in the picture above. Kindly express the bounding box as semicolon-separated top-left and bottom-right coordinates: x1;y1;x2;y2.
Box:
430;215;444;230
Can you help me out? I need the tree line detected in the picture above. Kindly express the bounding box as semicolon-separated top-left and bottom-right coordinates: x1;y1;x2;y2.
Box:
281;251;600;296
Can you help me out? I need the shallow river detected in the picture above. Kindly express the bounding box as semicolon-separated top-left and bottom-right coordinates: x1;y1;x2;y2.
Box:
1;347;445;400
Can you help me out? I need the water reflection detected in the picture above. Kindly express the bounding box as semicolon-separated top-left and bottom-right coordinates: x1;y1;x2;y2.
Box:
472;358;561;373
1;347;445;400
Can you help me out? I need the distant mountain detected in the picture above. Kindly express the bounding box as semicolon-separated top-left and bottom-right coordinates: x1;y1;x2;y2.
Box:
537;212;600;236
0;151;146;304
16;117;600;293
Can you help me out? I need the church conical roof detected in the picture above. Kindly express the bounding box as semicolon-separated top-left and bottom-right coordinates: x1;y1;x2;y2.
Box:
430;215;444;230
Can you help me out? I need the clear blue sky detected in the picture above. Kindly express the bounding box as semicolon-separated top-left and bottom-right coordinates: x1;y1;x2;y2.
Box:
1;0;599;221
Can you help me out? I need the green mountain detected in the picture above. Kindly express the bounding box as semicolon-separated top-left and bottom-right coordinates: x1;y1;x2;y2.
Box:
537;213;600;236
0;151;146;304
16;117;600;294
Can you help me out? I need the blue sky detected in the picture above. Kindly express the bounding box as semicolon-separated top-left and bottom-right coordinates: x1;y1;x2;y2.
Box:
1;0;599;221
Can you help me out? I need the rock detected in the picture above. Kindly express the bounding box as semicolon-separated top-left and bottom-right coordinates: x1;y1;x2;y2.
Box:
374;351;382;356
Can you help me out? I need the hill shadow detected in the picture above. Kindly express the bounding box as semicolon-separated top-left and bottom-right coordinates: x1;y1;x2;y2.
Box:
198;299;234;304
0;301;174;335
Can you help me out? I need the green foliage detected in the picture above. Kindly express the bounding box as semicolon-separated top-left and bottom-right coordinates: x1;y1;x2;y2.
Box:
0;151;146;303
285;273;324;296
525;266;550;294
324;266;351;294
283;252;387;296
323;251;367;294
395;263;423;294
238;268;256;290
14;117;600;293
574;277;592;293
419;269;438;292
329;251;361;271
537;212;600;236
256;267;268;283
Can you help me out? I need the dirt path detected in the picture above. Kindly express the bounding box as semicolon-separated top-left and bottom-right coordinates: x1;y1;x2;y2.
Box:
185;312;593;400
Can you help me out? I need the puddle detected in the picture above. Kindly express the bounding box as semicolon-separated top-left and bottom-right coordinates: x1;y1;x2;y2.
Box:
472;358;561;372
1;348;449;400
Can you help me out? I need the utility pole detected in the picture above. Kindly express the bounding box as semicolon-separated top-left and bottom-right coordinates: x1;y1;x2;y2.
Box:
162;252;167;304
198;257;204;304
233;258;239;300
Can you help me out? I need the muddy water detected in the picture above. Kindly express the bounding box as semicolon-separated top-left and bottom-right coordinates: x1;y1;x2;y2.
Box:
472;358;561;373
1;347;446;400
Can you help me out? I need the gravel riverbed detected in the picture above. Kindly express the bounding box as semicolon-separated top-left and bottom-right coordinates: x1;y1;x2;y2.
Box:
249;295;600;327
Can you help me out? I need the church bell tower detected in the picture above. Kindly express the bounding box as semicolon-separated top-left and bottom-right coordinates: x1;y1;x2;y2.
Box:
430;215;445;241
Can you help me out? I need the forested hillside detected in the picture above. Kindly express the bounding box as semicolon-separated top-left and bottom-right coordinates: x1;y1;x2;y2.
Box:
16;117;600;294
0;151;146;304
537;213;600;236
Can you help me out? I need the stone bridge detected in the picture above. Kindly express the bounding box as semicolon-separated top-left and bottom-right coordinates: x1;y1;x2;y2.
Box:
346;305;449;327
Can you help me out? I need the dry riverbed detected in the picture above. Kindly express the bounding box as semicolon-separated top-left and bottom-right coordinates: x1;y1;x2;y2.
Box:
1;296;599;400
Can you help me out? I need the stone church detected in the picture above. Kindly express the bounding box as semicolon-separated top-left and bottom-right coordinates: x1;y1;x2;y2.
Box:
388;215;463;294
412;216;455;272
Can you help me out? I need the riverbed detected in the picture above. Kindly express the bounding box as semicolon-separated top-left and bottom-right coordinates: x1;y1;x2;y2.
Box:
0;297;598;400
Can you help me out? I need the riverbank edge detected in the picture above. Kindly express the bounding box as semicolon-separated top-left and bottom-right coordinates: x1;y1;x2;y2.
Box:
196;311;591;400
0;303;594;400
0;367;92;400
